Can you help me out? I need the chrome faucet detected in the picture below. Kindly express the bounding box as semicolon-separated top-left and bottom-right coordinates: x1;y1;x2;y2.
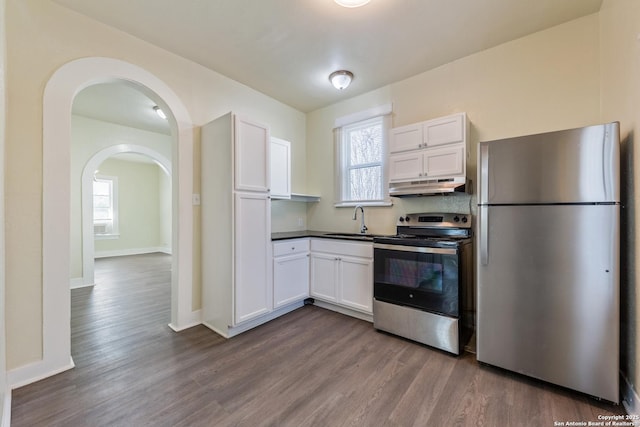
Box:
352;205;368;234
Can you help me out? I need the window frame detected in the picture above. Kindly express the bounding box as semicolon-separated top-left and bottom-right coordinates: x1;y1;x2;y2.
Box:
334;108;392;207
93;174;120;239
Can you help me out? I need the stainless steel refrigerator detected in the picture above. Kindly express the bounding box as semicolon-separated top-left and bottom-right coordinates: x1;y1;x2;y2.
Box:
476;122;620;403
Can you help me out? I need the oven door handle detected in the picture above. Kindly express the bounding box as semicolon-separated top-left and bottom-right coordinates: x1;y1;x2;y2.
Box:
373;243;457;255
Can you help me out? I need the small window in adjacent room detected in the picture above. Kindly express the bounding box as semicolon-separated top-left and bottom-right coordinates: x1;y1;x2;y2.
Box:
335;105;392;207
93;175;119;239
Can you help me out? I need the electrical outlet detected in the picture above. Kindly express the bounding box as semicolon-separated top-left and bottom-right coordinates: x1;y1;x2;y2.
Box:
297;217;304;227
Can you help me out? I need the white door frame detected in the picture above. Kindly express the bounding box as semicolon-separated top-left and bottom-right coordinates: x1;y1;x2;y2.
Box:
11;57;197;387
82;145;172;287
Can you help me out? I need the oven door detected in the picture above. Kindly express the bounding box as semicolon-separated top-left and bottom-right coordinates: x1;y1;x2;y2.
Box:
374;243;461;318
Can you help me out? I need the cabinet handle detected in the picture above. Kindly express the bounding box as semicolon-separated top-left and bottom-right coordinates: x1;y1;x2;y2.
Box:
291;247;295;251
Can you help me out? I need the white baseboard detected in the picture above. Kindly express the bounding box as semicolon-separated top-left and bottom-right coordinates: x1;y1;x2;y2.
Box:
8;357;75;390
622;373;638;414
70;277;94;289
169;309;202;332
1;390;10;427
202;301;305;339
95;246;172;259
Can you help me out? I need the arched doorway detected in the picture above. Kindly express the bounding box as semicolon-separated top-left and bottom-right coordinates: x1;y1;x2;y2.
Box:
38;57;195;380
81;145;172;287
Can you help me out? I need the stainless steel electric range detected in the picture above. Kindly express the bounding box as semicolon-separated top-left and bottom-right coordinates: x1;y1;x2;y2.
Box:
372;212;473;355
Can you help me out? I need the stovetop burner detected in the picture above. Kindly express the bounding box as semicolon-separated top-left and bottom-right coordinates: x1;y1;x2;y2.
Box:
374;212;473;248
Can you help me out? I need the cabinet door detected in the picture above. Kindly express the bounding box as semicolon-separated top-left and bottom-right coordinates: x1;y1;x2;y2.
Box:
390;123;423;153
310;253;338;302
423;113;465;148
424;146;464;177
273;252;309;309
235;192;272;324
339;256;373;314
389;152;424;182
270;138;291;199
235;116;270;192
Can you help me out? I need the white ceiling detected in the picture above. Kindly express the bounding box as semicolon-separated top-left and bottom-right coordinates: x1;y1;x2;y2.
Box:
73;83;171;135
59;0;603;116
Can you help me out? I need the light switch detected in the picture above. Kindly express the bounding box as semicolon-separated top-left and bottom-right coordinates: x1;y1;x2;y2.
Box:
192;194;201;205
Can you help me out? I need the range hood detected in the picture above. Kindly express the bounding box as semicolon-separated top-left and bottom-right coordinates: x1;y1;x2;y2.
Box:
389;177;468;197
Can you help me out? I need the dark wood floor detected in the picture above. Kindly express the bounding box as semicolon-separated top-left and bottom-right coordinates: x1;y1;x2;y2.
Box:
11;253;624;426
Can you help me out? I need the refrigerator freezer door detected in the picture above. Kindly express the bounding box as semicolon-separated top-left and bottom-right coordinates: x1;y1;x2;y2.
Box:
477;204;619;403
478;123;619;204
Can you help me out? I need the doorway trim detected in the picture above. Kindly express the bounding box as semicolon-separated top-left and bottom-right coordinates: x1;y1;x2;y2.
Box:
10;57;196;388
81;145;172;288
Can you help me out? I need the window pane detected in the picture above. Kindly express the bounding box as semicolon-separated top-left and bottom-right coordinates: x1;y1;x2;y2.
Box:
93;195;110;209
349;166;382;201
348;123;382;166
93;181;110;196
93;178;113;230
94;208;112;220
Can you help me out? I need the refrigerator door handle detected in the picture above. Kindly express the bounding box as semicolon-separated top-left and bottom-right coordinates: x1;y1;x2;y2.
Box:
479;143;489;204
480;205;489;265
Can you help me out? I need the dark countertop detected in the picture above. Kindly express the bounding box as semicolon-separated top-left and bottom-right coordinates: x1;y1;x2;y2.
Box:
272;230;390;242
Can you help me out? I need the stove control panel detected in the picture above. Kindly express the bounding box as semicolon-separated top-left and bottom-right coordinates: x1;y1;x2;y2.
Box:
396;212;472;228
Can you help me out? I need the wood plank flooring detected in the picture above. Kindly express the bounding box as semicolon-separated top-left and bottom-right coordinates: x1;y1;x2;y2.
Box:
11;253;625;426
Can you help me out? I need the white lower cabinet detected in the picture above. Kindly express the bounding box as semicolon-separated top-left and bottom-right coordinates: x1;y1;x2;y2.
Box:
338;255;373;313
310;239;373;315
273;239;309;308
309;252;339;302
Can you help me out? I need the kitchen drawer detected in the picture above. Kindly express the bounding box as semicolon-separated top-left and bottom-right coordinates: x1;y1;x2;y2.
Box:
273;238;310;257
311;238;373;258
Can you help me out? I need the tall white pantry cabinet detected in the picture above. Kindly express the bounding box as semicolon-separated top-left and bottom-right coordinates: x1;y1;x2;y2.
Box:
201;112;273;337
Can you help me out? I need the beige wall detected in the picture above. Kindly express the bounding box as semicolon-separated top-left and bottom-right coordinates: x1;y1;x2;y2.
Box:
5;0;305;369
0;0;7;403
600;0;640;404
5;0;638;400
70;115;173;278
306;14;601;235
93;158;169;256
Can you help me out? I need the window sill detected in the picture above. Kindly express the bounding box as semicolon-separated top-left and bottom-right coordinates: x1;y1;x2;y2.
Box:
95;233;120;240
334;201;393;208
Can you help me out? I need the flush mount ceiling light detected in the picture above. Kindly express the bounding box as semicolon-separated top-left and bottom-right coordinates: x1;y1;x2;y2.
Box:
153;105;167;120
329;70;354;90
334;0;370;7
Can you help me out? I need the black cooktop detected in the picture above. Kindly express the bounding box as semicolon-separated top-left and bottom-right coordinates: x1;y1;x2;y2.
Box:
374;212;473;249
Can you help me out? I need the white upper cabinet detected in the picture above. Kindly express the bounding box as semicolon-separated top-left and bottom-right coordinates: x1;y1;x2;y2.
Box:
235;116;270;193
270;137;291;199
390;123;423;153
388;151;424;182
423;113;465;147
388;112;468;183
423;146;464;177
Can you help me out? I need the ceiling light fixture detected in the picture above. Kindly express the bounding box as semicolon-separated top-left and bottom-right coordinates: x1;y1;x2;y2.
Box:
334;0;370;7
153;105;167;120
329;70;354;90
